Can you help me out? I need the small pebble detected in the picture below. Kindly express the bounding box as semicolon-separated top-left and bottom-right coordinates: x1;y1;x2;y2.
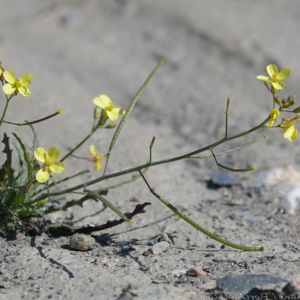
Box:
207;171;241;189
186;267;206;277
283;275;300;295
142;249;153;257
69;234;96;251
171;269;187;277
152;241;170;255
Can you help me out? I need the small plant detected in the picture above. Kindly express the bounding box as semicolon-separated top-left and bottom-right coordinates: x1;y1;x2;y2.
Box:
0;60;298;251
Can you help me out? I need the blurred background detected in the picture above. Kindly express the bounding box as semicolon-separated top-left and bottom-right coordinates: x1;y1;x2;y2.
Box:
1;0;300;177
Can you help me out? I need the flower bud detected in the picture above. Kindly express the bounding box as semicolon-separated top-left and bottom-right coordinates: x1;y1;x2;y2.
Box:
93;107;101;120
282;95;295;108
274;96;281;106
0;61;4;80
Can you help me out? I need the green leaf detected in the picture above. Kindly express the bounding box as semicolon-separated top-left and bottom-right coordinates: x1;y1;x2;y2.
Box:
13;133;29;184
11;186;27;209
0;133;14;186
18;206;42;219
32;198;48;208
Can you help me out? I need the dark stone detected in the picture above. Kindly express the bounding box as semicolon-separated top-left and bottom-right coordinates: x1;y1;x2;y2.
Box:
207;172;241;189
214;273;288;299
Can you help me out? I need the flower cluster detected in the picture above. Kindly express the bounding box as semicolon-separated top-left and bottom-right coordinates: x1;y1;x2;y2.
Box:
257;64;290;90
32;94;124;182
89;145;104;170
34;147;64;183
93;94;125;123
257;64;299;141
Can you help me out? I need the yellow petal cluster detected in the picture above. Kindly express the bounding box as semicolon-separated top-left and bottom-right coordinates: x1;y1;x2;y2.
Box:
93;94;124;121
89;145;104;170
34;147;64;183
2;70;32;97
257;64;290;90
279;119;298;141
267;109;280;128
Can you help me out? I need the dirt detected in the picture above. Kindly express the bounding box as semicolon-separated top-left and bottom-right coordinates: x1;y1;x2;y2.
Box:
0;0;300;299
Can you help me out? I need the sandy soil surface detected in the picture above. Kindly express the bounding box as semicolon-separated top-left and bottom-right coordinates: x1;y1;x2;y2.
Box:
1;0;300;299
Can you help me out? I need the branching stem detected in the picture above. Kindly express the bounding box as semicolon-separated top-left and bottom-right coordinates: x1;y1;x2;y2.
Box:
33;116;269;200
0;95;13;127
138;170;265;251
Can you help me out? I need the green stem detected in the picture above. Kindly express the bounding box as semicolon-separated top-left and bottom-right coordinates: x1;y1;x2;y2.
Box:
225;96;230;138
210;148;256;172
60;129;96;162
0;95;12;127
139;170;265;251
30;169;90;199
34;117;269;200
3;109;61;126
85;189;130;222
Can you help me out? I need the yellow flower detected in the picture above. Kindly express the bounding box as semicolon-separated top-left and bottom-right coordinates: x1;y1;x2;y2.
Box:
256;64;290;90
279;119;298;141
92;94;124;121
89;145;104;170
267;109;280;128
2;70;32;97
34;147;64;183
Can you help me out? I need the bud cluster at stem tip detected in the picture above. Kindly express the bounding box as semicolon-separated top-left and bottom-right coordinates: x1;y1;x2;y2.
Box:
257;64;299;141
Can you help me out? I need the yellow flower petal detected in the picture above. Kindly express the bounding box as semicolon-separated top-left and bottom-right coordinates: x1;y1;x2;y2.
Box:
19;73;32;86
291;128;298;140
93;94;113;109
106;109;119;121
89;145;97;156
95;159;101;170
34;147;47;163
267;109;280;128
267;64;278;77
256;75;271;82
272;81;284;90
283;124;297;141
47;147;61;162
49;162;64;174
2;84;16;95
96;153;104;160
3;70;16;84
18;86;31;97
36;167;50;183
277;68;290;80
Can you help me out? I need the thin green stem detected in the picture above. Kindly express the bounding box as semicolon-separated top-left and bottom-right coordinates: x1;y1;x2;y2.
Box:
3;109;62;126
60;129;96;162
84;189;130;222
189;135;267;160
210;148;256;172
139;170;265;251
149;136;156;163
30;169;90;199
102;60;164;176
225;96;230;138
34;116;269;200
0;95;13;127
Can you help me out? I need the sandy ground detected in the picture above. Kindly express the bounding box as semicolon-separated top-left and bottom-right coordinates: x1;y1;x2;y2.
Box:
1;0;300;299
